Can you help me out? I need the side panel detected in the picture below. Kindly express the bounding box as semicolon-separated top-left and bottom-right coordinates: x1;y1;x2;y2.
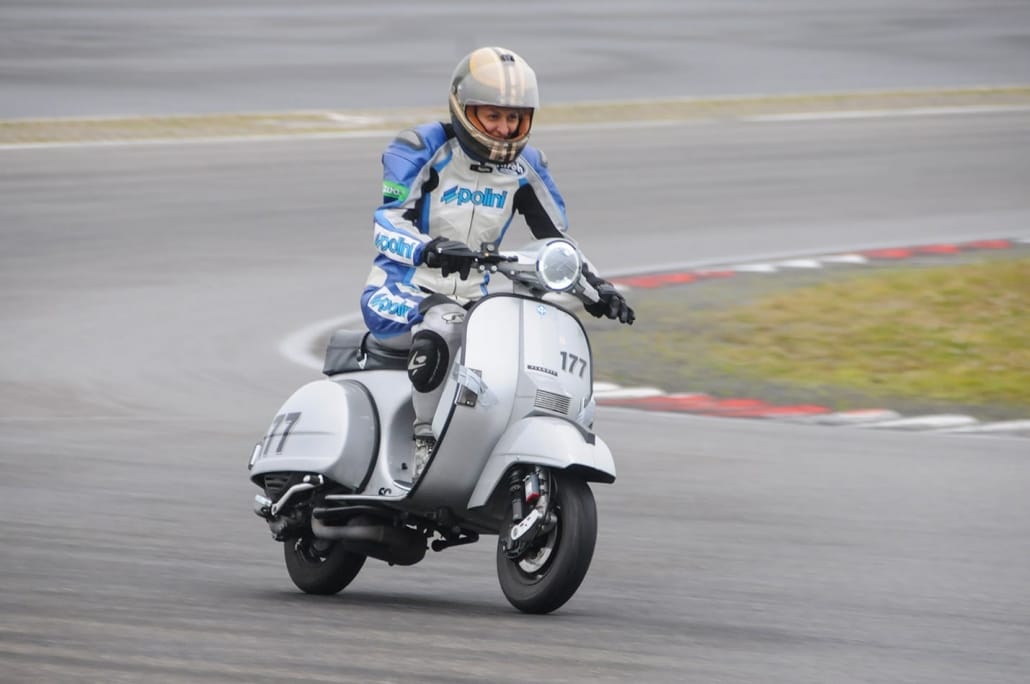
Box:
351;370;417;495
412;296;523;509
465;416;616;510
250;379;377;489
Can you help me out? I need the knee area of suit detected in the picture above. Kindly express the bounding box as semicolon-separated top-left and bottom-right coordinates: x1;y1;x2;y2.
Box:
407;330;449;392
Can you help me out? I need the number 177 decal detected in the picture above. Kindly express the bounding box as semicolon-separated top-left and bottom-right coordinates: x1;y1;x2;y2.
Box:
559;351;587;378
263;412;301;455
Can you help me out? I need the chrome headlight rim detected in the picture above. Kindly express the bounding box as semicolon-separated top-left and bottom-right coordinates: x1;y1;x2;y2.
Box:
535;239;582;292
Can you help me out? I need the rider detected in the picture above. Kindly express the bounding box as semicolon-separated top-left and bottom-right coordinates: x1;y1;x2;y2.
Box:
360;46;634;479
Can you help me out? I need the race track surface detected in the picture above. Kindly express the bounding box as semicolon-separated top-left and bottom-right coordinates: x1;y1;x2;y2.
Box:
4;3;1030;678
3;0;1030;117
2;112;1029;682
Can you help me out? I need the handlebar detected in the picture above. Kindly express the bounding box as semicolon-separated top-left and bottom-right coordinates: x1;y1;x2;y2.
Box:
481;243;602;305
430;239;603;305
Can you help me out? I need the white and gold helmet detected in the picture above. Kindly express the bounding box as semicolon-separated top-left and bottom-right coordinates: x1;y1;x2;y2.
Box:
448;47;539;163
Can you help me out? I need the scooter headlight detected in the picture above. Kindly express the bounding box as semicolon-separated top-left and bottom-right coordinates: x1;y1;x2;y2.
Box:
248;442;262;470
536;240;582;291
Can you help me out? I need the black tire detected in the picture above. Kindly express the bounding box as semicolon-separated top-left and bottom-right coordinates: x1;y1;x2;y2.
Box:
283;536;366;595
496;474;597;614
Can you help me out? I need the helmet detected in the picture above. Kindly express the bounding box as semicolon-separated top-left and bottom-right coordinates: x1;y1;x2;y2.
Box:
448;47;539;164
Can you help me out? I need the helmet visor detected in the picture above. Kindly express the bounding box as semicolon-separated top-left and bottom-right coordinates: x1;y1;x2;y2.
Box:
466;106;533;142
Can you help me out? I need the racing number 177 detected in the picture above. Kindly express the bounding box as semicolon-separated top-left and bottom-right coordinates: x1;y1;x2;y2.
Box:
264;412;301;455
559;351;587;378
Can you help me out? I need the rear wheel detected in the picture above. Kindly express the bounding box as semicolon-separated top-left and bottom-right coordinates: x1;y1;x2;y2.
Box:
284;535;366;595
496;474;597;614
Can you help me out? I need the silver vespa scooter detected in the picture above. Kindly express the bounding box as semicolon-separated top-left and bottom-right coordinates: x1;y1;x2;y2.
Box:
248;239;617;614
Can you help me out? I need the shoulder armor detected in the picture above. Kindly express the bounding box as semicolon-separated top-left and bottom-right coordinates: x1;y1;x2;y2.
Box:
393;128;426;151
389;122;452;157
521;145;548;170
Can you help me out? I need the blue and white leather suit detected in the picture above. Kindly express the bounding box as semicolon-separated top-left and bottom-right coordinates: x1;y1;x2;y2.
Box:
360;122;570;339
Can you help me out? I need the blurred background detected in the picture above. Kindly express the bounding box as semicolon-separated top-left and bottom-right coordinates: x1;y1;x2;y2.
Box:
3;0;1029;117
2;2;1029;683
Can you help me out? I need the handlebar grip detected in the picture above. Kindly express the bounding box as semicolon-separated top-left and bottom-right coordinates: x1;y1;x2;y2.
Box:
579;278;601;303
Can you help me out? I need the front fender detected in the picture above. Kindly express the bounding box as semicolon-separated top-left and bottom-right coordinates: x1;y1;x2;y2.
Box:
466;416;616;510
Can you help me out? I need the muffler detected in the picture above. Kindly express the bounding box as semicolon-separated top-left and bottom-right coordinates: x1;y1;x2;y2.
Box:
311;516;426;566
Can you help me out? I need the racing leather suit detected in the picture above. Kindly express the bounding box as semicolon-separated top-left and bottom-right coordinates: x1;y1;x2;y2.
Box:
360;122;569;339
360;121;572;440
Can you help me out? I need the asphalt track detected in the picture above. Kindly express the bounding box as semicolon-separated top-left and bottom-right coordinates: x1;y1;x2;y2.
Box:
2;108;1029;682
3;0;1030;118
4;1;1030;681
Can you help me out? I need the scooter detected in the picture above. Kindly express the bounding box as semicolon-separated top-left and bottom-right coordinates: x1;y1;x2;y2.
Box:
248;239;619;614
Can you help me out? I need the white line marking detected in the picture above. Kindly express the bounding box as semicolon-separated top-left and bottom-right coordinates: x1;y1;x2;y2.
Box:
742;105;1030;123
795;410;902;425
0;119;693;152
733;264;778;273
937;420;1030;434
0;416;206;422
856;414;980;430
593;382;623;393
6;102;1030;151
593;387;667;399
820;254;869;264
0;130;397;151
773;259;824;269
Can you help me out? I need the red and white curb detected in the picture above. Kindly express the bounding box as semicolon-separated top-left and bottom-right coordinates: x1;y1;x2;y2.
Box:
610;238;1026;290
597;237;1030;437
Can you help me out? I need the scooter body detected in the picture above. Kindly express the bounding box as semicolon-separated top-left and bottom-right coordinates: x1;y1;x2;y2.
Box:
248;239;618;613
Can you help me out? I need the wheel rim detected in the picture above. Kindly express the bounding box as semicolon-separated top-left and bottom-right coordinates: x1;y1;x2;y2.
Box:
516;527;556;574
509;476;563;576
294;537;333;566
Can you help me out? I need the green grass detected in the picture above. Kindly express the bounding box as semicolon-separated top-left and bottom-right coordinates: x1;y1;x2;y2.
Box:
699;258;1030;408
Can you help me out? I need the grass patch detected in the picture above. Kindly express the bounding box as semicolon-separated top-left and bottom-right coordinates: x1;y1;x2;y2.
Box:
586;253;1030;416
698;258;1030;408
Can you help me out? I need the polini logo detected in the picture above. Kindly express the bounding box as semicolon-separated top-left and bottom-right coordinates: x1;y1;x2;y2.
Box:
375;233;416;260
441;185;508;209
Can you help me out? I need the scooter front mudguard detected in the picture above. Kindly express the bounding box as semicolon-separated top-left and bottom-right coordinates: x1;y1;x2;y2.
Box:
466;416;616;510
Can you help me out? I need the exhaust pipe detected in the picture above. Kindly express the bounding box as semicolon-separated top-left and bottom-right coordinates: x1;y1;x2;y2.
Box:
311;517;426;566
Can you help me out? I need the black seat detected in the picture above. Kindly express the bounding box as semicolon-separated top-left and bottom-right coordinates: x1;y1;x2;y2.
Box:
322;330;409;375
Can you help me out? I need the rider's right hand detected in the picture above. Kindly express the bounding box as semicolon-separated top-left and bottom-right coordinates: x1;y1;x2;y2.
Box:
420;237;479;280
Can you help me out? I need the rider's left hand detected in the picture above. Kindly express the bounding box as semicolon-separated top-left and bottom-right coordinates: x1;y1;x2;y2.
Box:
586;283;635;324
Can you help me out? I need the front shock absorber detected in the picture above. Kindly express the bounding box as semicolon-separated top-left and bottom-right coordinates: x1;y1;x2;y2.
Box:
523;470;541;506
508;467;525;522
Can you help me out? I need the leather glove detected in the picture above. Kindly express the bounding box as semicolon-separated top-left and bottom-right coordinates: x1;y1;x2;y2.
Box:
585;282;635;324
582;266;635;324
421;237;478;280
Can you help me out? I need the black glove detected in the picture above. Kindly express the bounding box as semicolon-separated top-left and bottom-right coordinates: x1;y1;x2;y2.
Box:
420;237;478;280
584;283;633;323
585;283;635;324
582;265;635;324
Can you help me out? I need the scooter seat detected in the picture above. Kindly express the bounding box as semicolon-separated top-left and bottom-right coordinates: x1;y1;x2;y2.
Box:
323;329;409;374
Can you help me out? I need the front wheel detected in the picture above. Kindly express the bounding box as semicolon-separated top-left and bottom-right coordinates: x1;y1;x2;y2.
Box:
284;535;366;595
496;474;597;614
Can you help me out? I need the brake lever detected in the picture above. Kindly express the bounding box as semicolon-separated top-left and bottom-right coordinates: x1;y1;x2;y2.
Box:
476;242;519;268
